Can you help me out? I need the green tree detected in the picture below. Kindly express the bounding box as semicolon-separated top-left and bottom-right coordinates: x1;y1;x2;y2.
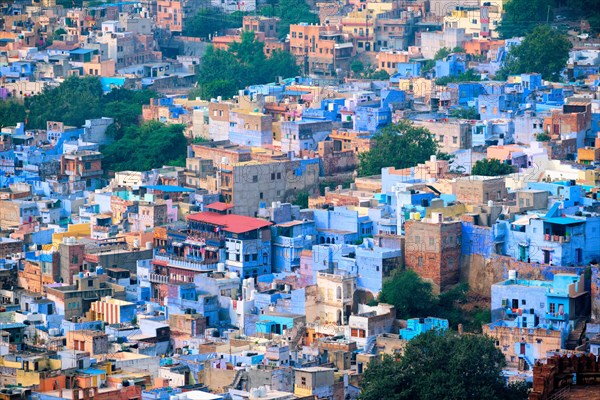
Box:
0;101;26;130
499;24;572;81
358;120;437;176
197;32;300;99
53;28;67;40
366;69;390;80
265;49;301;81
25;76;104;129
472;158;514;176
379;270;437;319
497;0;553;38
361;331;528;400
184;8;244;38
536;132;551;142
350;60;365;77
293;191;309;209
449;106;480;120
260;0;318;38
436;69;481;86
102;121;187;172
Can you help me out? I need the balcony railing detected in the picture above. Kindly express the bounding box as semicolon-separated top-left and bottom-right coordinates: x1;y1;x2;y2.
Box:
154;254;218;272
149;273;169;284
545;312;568;321
543;234;570;243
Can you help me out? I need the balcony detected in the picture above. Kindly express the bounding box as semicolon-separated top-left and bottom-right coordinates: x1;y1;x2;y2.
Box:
154;254;218;272
149;273;170;284
543;234;570;243
546;312;568;322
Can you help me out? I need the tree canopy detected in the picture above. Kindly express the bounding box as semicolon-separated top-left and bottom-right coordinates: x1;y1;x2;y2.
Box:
0;101;26;130
379;270;437;319
449;106;480;120
184;8;244;38
357;120;437;176
361;331;529;400
101;121;187;172
260;0;318;38
24;76;156;136
436;69;481;86
22;76;186;173
197;31;300;99
378;270;489;331
497;0;554;38
498;24;572;81
472;158;514;176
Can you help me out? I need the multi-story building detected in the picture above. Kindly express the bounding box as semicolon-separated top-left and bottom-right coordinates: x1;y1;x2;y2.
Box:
289;23;355;78
156;0;204;33
443;3;503;39
217;157;320;217
46;272;114;320
404;213;462;292
413;119;472;153
452;176;508;205
60;150;103;191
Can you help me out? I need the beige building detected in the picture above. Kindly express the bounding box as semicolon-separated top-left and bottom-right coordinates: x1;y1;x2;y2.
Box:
483;324;563;367
217;158;320;217
66;330;109;358
452;176;508;205
413;120;472;153
294;367;335;399
309;271;356;325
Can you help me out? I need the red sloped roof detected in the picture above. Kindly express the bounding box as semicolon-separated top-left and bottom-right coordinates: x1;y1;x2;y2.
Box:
187;212;272;234
206;202;235;211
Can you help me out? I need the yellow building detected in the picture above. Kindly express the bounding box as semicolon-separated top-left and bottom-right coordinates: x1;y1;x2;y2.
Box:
443;2;503;39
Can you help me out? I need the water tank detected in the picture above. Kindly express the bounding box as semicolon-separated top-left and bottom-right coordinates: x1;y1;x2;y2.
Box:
508;270;517;280
96;266;104;275
229;272;238;279
272;202;278;209
133;239;140;248
217;263;225;272
409;212;415;220
145;241;153;250
488;200;494;207
414;213;421;221
277;201;281;207
79;272;84;278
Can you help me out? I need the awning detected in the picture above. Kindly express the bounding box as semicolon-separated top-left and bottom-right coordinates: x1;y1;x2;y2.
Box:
544;217;584;225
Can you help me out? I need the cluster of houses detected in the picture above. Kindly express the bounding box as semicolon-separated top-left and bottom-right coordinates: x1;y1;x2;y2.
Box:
0;0;600;399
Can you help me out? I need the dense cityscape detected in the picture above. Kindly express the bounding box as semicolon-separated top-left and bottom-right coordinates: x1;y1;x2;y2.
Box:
0;0;598;399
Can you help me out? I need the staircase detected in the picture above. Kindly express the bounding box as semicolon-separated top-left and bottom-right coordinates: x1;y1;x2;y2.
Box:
363;335;377;355
520;355;534;371
230;369;245;390
566;318;586;350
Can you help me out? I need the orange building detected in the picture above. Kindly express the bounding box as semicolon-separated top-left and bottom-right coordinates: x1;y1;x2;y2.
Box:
376;51;411;75
290;23;355;77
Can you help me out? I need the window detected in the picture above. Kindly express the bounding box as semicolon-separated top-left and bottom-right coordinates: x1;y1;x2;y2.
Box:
260;192;263;199
429;238;435;246
521;299;526;305
418;257;423;267
452;136;458;144
87;280;93;287
301;377;306;386
549;303;556;313
244;255;250;262
271;173;275;180
252;175;258;183
414;235;420;244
